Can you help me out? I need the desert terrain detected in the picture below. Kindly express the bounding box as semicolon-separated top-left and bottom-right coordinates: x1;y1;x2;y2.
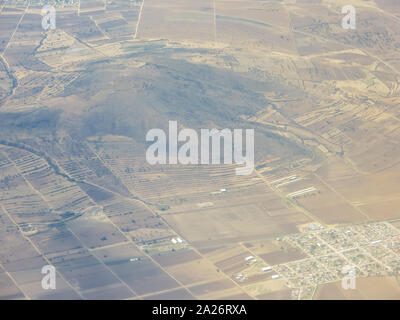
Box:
0;0;400;300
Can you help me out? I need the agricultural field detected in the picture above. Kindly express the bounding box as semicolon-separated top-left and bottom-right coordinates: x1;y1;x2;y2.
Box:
0;0;400;300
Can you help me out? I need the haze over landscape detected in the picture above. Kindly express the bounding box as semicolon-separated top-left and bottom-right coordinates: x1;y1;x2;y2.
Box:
1;0;400;300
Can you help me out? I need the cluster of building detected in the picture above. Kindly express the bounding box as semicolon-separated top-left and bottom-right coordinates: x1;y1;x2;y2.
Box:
171;237;184;244
269;222;400;291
